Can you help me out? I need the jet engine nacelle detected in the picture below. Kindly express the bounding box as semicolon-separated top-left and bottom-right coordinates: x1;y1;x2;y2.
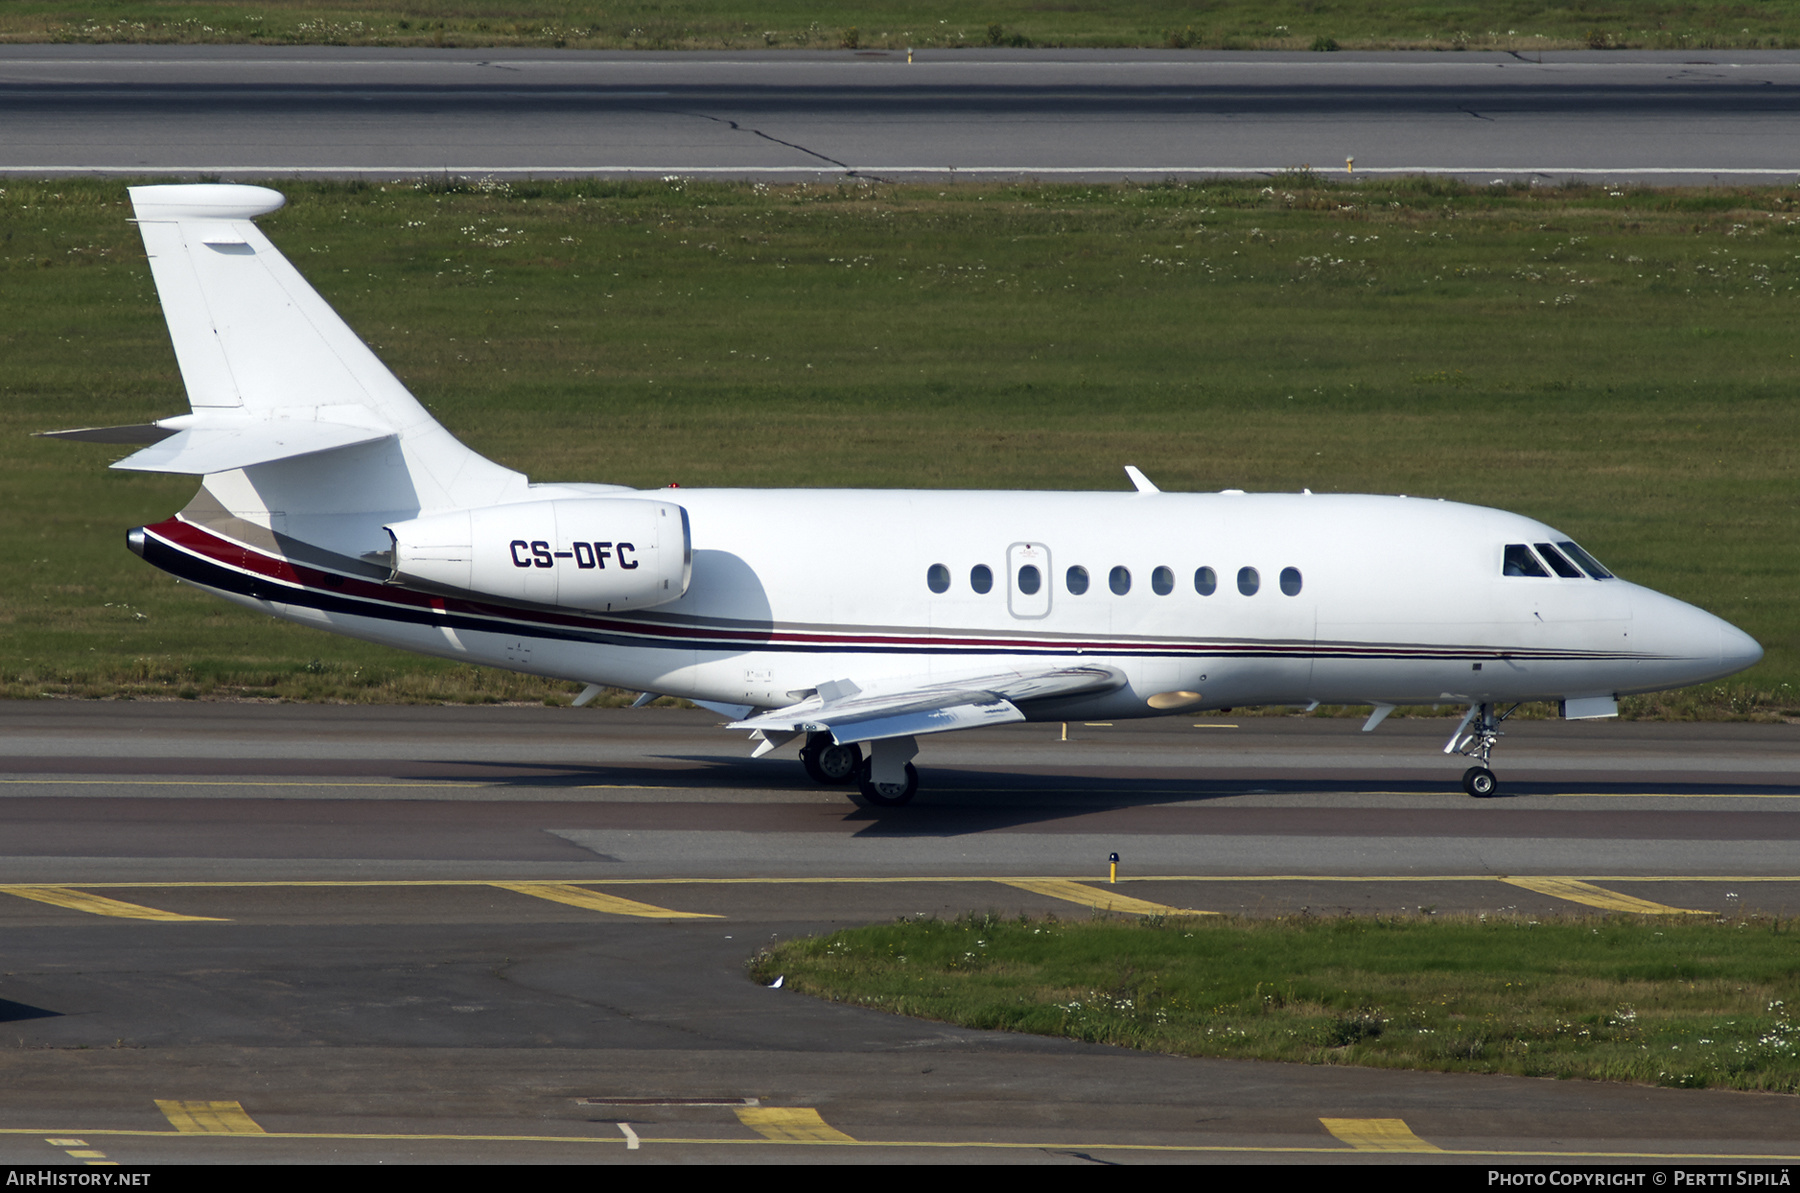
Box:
384;498;691;612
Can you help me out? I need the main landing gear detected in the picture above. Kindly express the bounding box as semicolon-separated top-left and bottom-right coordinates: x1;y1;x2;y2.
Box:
801;732;920;807
1447;702;1518;798
800;733;862;785
858;761;919;807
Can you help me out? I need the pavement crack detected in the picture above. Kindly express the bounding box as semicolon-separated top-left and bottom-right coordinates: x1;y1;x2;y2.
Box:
658;109;891;181
1460;106;1496;121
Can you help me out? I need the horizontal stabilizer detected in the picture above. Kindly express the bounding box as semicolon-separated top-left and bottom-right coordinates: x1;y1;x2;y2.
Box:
110;419;394;475
731;663;1123;744
37;424;176;446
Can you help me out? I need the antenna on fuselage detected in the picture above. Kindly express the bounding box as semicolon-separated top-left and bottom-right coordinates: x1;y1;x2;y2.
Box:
1123;465;1160;494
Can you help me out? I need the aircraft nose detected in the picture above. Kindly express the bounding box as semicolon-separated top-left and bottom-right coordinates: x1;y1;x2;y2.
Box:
1632;586;1762;686
1720;620;1764;672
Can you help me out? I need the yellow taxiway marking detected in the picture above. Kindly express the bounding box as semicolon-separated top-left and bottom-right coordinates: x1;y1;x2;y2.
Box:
998;878;1215;916
489;882;719;919
735;1107;857;1144
156;1101;266;1135
0;1126;1794;1160
1320;1117;1443;1153
5;875;1797;890
3;886;225;922
1499;877;1707;915
45;1138;115;1166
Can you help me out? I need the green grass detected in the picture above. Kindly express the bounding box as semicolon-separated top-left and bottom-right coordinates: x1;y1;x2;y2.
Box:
1;175;1795;709
752;913;1800;1091
8;1;1800;52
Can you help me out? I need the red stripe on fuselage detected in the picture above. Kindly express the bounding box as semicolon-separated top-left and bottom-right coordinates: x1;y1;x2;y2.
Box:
144;517;1644;662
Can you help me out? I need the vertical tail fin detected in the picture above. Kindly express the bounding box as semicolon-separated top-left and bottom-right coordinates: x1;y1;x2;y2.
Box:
124;184;527;554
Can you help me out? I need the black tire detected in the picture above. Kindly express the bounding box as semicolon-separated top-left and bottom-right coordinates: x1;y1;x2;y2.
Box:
858;761;919;807
800;736;863;785
1462;766;1499;798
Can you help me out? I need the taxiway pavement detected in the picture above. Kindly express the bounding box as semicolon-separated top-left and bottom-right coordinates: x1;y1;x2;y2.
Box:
4;46;1800;185
1;702;1796;1163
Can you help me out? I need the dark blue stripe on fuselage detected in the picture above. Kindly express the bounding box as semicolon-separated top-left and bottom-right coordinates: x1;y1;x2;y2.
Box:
142;530;1648;664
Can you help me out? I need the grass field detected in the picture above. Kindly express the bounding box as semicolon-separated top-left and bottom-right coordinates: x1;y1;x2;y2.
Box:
0;175;1794;711
8;0;1800;52
751;913;1800;1091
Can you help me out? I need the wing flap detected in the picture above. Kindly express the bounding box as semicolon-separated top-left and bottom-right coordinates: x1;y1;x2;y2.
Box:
730;663;1123;743
825;699;1024;744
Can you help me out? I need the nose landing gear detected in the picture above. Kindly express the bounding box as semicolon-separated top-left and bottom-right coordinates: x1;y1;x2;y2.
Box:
1447;702;1518;798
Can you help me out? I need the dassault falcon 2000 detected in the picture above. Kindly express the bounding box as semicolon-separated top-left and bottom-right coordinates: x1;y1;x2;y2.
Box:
48;184;1763;805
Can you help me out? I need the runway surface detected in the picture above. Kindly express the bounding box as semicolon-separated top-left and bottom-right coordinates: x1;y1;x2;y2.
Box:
5;45;1800;185
1;700;1797;1164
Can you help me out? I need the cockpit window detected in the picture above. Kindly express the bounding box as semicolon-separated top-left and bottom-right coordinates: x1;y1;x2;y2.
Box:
1556;540;1615;580
1502;544;1549;577
1534;542;1584;579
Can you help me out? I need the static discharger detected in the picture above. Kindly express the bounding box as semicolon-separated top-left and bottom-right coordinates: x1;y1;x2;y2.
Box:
1347;156;1355;173
1109;852;1120;885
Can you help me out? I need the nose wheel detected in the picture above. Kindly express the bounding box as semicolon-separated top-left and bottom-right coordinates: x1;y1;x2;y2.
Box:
800;734;863;785
1462;766;1498;798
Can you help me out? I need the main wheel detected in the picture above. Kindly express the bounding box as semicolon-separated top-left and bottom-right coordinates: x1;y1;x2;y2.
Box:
800;736;863;785
858;761;919;807
1462;766;1499;798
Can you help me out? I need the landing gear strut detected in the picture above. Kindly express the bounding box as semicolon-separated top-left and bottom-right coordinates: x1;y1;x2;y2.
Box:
1446;702;1518;798
800;733;862;785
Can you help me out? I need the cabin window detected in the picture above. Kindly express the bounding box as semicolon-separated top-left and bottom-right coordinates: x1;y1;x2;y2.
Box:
1237;566;1260;596
1194;566;1217;596
1109;566;1132;595
1279;566;1303;596
971;564;994;594
1534;542;1584;579
1066;565;1090;595
1503;544;1549;577
1556;540;1614;579
926;563;950;593
1017;564;1042;595
1151;566;1174;595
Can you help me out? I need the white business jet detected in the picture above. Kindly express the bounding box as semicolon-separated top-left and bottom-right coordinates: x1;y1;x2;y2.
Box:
47;185;1763;805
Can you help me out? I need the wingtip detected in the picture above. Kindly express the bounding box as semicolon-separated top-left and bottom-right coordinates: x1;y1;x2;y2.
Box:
128;183;286;222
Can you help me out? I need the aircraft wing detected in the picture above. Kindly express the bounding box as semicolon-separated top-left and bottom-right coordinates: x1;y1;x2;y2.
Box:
728;663;1125;745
